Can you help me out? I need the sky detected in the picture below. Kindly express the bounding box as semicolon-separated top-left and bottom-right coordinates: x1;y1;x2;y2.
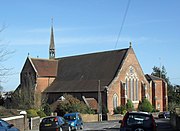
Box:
0;0;180;91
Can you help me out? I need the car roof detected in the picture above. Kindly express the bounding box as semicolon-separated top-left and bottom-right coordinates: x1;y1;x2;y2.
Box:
128;111;151;116
42;116;62;119
64;112;79;116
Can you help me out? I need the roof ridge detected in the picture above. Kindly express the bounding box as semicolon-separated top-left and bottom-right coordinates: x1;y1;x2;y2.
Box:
57;48;129;60
30;57;58;61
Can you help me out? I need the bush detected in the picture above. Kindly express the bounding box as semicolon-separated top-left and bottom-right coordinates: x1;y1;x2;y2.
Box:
42;103;51;116
114;105;126;114
55;94;94;116
138;98;153;112
27;109;38;118
126;99;134;111
37;110;46;118
102;105;109;114
0;106;19;117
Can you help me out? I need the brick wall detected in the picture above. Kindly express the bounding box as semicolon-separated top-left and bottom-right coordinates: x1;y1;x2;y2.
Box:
81;114;98;122
107;48;150;114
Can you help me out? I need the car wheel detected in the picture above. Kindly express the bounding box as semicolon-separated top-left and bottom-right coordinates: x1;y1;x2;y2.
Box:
68;126;71;131
74;126;78;131
59;127;63;131
80;124;83;130
134;127;144;131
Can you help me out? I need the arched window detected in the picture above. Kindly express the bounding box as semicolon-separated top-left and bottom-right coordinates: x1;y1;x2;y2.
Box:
136;79;139;100
113;94;118;109
126;66;139;101
126;78;128;97
130;78;134;100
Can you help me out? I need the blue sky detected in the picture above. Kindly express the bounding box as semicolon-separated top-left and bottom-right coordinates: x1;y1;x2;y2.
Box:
0;0;180;91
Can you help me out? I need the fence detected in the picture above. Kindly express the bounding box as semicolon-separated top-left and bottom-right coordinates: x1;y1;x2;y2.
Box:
1;113;125;131
29;117;40;130
2;115;26;131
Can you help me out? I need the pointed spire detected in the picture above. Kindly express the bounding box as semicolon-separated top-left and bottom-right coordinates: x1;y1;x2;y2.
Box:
49;18;55;59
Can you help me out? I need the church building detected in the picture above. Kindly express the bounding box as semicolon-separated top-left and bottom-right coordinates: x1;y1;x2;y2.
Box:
14;24;168;114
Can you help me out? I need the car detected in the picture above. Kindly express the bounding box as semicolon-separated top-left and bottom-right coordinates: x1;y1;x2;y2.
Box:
39;116;71;131
119;111;157;131
0;119;20;131
158;111;170;119
63;112;83;130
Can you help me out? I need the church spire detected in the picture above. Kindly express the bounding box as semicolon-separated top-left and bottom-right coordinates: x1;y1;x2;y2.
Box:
49;18;55;59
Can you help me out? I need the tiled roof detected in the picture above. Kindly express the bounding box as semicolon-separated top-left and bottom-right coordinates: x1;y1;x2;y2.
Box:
85;98;98;110
44;48;128;92
145;74;163;82
31;58;58;77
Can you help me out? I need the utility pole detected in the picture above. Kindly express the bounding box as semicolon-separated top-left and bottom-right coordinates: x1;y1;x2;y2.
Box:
98;80;102;121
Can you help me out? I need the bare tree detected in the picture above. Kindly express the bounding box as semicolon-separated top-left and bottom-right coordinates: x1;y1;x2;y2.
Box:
0;25;15;90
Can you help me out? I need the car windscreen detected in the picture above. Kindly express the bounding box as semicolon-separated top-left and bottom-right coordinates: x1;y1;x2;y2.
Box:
41;117;59;127
127;113;152;127
0;120;10;127
64;115;76;121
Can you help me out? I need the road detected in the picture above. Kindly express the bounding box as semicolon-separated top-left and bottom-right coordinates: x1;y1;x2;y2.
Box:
83;118;177;131
29;118;177;131
83;120;119;131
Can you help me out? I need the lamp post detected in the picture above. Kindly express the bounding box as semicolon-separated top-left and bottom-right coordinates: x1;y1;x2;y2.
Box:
98;80;102;121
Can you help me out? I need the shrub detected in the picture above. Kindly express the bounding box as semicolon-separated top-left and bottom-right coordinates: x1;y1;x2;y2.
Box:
114;105;126;114
0;106;19;117
138;98;153;112
126;99;134;111
27;109;38;118
42;103;51;116
37;110;46;118
55;94;94;116
102;105;109;114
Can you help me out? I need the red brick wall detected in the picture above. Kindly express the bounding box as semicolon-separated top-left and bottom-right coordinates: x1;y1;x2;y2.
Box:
36;77;55;92
107;48;150;114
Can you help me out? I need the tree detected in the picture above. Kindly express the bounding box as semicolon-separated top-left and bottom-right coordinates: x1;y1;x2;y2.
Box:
0;26;15;85
138;98;153;112
151;66;172;97
126;99;134;111
151;65;180;111
151;66;170;85
55;94;94;116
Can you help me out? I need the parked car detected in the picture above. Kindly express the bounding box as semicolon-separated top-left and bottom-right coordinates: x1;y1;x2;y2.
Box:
39;116;71;131
63;112;83;130
158;111;170;119
0;119;20;131
119;111;157;131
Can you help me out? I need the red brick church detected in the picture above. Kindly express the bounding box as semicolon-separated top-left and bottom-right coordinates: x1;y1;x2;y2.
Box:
14;25;168;114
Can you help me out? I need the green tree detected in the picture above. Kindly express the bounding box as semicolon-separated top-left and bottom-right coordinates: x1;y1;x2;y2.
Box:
151;66;173;93
138;98;153;112
113;105;126;114
126;99;134;111
55;94;94;116
42;103;51;116
151;65;180;110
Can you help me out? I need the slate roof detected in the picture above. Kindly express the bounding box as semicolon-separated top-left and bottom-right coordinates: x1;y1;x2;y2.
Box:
31;58;58;77
145;74;163;82
44;48;128;93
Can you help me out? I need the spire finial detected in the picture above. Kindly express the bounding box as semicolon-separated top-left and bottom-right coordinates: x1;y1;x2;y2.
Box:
51;17;53;27
129;42;132;48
